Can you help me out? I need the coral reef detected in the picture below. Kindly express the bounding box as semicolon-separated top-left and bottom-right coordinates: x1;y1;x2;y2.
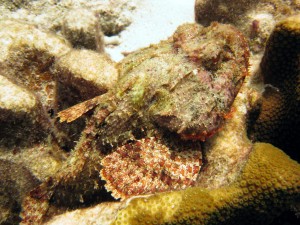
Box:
110;142;300;225
0;19;118;148
0;0;136;50
0;19;72;182
44;202;121;225
46;142;300;225
247;14;300;161
195;70;256;189
195;0;300;53
53;49;118;109
0;160;39;224
0;19;117;151
0;2;299;224
0;19;118;224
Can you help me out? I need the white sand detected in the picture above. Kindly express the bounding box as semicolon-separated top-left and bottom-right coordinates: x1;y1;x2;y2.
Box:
106;0;195;61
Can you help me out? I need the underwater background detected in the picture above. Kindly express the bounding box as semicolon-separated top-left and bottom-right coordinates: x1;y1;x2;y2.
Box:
0;0;299;224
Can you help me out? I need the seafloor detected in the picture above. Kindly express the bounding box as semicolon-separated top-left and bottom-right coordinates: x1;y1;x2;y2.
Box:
0;0;299;225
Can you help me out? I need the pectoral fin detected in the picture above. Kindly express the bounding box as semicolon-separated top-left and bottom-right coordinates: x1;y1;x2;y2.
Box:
58;94;107;123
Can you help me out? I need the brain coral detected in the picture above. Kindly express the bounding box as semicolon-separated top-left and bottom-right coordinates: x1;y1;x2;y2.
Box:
111;142;300;225
248;15;300;160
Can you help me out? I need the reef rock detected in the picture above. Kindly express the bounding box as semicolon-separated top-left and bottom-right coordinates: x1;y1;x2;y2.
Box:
0;19;118;224
195;0;300;53
0;19;117;150
0;0;136;50
0;160;39;224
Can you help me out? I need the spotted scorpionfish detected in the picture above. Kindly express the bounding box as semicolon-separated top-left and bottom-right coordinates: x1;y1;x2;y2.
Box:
58;22;248;199
21;22;249;225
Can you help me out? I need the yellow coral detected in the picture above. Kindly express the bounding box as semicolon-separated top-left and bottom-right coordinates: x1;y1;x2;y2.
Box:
249;15;300;157
112;143;300;225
